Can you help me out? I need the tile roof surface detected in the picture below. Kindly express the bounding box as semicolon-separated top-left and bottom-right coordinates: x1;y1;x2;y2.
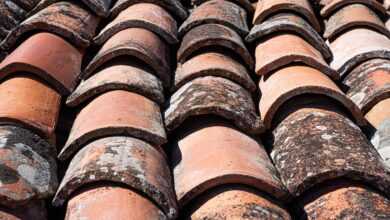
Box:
0;0;390;219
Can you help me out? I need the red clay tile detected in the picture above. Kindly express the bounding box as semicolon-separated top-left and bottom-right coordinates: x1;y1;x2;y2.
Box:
259;66;365;129
95;3;178;45
187;185;291;220
0;76;61;139
67;59;164;107
177;24;254;70
253;0;321;32
59;90;166;161
247;13;333;61
65;185;167;220
366;98;390;167
81;0;112;17
172;119;288;208
1;1;99;50
0;125;57;207
193;0;254;14
255;34;338;80
366;98;390;129
179;0;249;37
297;180;390;219
0;200;47;220
110;0;188;21
174;52;256;92
330;28;390;78
54;136;177;219
320;0;387;18
84;28;171;88
164;76;264;134
271;106;390;197
324;4;390;40
343;59;390;114
0;32;83;95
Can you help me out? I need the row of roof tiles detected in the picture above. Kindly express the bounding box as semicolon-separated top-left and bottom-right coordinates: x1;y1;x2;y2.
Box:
0;0;389;219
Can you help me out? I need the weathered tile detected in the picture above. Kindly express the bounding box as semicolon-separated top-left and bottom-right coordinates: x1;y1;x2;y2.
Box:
177;24;254;70
84;28;171;88
174;52;256;92
172;119;288;208
255;34;338;80
0;126;57;207
191;0;254;14
330;28;390;79
67;59;164;107
0;32;83;95
165;76;264;134
247;13;332;61
297;180;390;219
59;90;166;161
259;66;365;129
253;0;321;32
95;3;178;45
1;1;99;50
54;136;177;219
186;185;291;220
110;0;187;21
366;98;390;167
325;4;390;40
0;76;61;139
321;0;386;18
179;0;249;37
344;59;390;114
65;185;167;220
271;106;390;197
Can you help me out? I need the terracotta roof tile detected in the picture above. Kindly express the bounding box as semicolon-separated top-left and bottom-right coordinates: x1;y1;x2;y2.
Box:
296;180;390;219
177;23;254;70
320;0;387;18
259;65;365;129
174;51;256;92
0;125;57;207
84;28;171;88
67;58;165;107
343;58;390;114
253;0;321;32
179;0;249;37
330;28;390;78
192;0;255;14
255;34;338;80
54;136;177;218
324;4;390;40
366;98;390;166
164;76;264;134
65;185;167;220
0;32;83;95
186;185;291;219
0;75;61;139
171;119;289;208
1;1;100;51
110;0;188;21
1;0;390;218
247;13;333;61
271;105;390;198
59;90;166;161
94;3;178;45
